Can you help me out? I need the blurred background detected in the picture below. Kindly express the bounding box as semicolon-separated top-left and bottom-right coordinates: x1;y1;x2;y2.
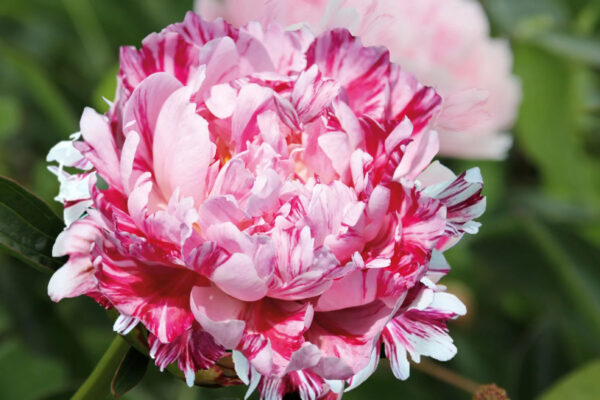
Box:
0;0;599;399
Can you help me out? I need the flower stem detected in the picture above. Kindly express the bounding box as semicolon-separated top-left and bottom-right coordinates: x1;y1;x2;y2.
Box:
71;335;130;400
412;359;480;394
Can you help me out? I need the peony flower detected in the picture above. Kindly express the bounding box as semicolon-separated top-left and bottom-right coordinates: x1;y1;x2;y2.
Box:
196;0;521;159
47;12;485;400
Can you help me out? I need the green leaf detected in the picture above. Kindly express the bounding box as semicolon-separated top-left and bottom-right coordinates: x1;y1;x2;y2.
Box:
111;347;149;397
61;0;113;75
513;42;600;206
0;39;76;136
0;96;21;141
0;338;69;400
539;359;600;400
0;175;65;272
483;0;567;36
534;33;600;67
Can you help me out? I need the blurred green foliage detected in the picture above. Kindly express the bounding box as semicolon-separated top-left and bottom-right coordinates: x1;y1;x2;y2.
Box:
0;0;599;399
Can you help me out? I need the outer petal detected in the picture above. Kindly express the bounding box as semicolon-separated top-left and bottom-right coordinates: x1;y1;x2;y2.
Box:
259;370;336;400
76;108;122;190
424;168;485;250
119;25;201;93
382;285;466;380
94;240;207;343
306;300;393;379
306;28;390;119
148;325;226;386
48;217;102;302
190;285;247;349
241;299;314;376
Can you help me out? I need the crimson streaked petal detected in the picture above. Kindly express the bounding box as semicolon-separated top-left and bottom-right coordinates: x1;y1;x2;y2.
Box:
95;241;206;343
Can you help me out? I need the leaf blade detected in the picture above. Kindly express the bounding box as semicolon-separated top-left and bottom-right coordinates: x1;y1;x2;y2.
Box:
539;359;600;400
0;175;65;272
111;346;149;397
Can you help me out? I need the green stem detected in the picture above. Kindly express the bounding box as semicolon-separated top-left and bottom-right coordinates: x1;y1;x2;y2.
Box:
71;335;130;400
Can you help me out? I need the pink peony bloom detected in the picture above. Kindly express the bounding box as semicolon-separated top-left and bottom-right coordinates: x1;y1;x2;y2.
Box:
48;12;484;399
196;0;521;159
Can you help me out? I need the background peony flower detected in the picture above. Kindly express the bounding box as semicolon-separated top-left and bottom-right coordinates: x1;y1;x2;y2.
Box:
47;12;485;400
196;0;521;159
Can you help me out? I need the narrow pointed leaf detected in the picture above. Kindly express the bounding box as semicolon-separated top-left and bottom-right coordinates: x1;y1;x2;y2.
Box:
111;347;149;397
0;175;65;272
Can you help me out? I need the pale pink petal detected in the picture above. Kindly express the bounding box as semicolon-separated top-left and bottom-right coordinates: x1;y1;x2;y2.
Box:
76;108;121;190
260;370;333;400
205;83;238;119
153;86;216;205
190;286;246;349
293;65;340;123
393;130;440;181
119;31;199;92
212;253;269;301
382;287;466;380
196;37;241;94
306;300;393;378
231;83;274;151
246;168;283;217
48;217;102;302
122;73;182;190
48;256;97;302
318;132;351;182
198;195;248;229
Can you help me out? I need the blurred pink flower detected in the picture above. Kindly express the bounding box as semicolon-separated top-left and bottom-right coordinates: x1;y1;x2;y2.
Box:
196;0;521;159
48;12;484;399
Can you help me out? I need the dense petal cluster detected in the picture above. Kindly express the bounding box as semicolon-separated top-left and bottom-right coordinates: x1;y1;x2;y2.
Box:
197;0;521;159
48;13;484;400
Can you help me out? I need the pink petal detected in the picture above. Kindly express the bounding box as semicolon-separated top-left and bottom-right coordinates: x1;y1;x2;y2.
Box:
292;65;340;123
242;299;313;375
306;300;393;378
231;83;273;151
268;226;341;301
95;241;206;343
190;285;246;349
48;256;97;302
382;287;466;380
76;108;121;190
306;29;390;119
122;73;182;190
315;269;380;312
48;217;102;302
153;86;216;205
148;325;226;386
318;132;351;182
119;31;199;92
393;129;440;181
212;253;269;301
197;37;241;94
